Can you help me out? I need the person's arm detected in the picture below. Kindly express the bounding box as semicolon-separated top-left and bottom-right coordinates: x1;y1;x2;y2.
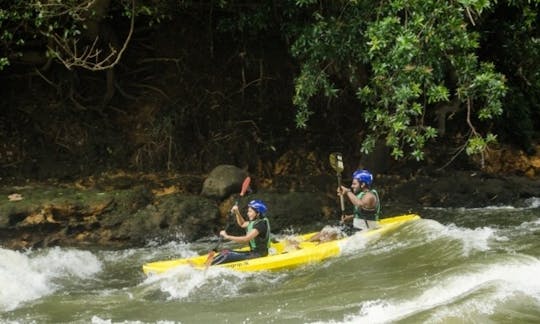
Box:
341;187;376;209
220;228;259;244
336;186;354;222
231;205;248;228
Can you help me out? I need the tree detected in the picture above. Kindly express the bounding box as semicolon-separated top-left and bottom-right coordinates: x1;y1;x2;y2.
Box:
291;0;507;165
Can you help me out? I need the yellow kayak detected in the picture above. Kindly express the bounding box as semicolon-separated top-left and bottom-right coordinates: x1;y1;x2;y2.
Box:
142;214;420;275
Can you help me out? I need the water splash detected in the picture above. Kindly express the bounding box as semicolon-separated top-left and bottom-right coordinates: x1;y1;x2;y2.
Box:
140;263;284;302
526;197;540;209
0;247;102;312
317;256;540;324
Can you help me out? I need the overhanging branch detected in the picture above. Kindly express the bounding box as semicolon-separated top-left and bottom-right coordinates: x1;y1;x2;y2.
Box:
48;0;135;71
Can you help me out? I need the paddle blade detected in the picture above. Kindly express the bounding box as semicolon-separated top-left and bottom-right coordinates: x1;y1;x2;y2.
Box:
330;153;345;214
240;176;251;197
329;152;344;174
204;250;216;269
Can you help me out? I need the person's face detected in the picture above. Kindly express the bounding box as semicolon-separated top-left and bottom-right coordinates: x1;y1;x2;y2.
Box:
351;179;361;193
247;207;258;220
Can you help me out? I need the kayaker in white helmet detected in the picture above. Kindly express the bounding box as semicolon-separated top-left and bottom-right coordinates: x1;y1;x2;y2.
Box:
211;199;271;265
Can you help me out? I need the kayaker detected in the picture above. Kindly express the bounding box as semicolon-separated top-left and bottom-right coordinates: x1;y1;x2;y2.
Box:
339;169;381;231
310;169;381;242
211;199;271;265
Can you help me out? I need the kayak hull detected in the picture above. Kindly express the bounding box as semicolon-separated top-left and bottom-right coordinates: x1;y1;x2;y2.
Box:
142;213;420;275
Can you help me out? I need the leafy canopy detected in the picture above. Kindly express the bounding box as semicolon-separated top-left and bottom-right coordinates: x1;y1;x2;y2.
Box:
291;0;507;161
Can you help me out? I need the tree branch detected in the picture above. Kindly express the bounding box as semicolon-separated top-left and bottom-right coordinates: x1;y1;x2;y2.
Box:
48;0;135;71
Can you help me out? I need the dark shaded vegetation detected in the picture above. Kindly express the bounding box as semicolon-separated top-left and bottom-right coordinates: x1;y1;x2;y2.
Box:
478;2;540;155
0;1;538;184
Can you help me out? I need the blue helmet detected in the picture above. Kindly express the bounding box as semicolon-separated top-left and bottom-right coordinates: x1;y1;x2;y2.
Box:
352;169;373;186
248;199;268;215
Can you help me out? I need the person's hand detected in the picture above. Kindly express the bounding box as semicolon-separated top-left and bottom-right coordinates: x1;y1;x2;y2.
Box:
219;230;227;238
337;186;350;196
230;205;239;213
341;214;352;223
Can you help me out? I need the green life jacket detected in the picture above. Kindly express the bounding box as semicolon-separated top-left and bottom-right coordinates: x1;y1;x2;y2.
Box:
247;217;270;255
353;189;381;221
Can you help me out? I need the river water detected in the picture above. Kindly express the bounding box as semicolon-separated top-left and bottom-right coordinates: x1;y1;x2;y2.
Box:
1;198;539;324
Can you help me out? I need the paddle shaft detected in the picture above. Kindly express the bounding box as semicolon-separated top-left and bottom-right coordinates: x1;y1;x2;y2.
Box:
330;152;345;217
213;201;237;251
337;171;345;216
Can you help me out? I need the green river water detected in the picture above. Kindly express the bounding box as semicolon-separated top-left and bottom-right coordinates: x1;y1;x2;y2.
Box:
1;198;539;324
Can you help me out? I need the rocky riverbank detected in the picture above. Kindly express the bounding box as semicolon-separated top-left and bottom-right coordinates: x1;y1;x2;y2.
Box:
1;163;539;250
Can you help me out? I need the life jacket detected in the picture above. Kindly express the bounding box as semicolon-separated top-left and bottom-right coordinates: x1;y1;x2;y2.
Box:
247;217;270;256
353;189;381;221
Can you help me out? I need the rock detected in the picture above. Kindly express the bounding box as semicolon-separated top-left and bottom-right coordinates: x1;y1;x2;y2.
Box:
262;191;335;231
200;165;249;200
383;170;540;209
113;194;220;244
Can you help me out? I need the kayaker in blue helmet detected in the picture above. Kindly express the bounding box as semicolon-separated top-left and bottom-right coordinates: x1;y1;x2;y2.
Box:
309;169;381;242
339;169;381;231
211;199;271;265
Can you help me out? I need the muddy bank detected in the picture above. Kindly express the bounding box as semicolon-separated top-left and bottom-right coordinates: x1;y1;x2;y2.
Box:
1;169;539;250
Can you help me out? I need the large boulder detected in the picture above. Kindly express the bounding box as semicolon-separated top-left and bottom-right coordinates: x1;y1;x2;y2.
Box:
201;165;249;200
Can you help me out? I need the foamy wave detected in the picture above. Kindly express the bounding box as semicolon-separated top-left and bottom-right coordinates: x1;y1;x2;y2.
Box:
339;235;368;255
312;256;540;324
141;262;286;302
417;219;496;256
425;197;540;211
525;197;540;209
423;256;540;323
0;249;53;312
0;247;102;312
516;217;540;231
441;224;495;255
141;263;250;300
32;247;102;278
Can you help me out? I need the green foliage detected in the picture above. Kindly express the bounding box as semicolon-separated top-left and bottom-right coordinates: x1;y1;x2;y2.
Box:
290;0;509;161
0;2;38;70
123;0;175;25
466;133;497;155
0;57;8;70
293;63;338;128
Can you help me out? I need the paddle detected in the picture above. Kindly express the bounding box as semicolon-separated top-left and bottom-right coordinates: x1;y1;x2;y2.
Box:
329;152;345;219
204;176;251;267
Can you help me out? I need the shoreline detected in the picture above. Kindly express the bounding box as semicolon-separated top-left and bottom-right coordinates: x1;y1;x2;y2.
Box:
1;169;538;250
